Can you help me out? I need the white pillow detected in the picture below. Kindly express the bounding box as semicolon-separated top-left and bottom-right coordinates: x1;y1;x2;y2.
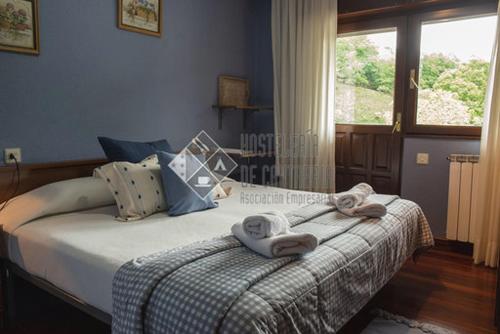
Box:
0;177;115;234
94;155;166;221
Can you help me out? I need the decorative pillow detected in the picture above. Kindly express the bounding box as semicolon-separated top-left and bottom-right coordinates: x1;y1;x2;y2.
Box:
0;177;115;233
157;151;218;216
94;155;166;221
98;137;173;163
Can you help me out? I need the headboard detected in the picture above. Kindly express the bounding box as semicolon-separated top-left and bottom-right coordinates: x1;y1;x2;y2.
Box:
0;159;107;203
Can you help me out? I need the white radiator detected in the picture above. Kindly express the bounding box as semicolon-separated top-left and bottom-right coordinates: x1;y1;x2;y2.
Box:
446;154;480;243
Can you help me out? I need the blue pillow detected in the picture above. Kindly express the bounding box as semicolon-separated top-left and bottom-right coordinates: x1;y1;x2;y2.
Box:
98;137;173;163
157;151;218;216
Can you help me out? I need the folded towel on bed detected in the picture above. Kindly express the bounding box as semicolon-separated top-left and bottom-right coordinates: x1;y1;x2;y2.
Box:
338;199;387;218
232;223;318;258
242;211;290;239
331;183;375;209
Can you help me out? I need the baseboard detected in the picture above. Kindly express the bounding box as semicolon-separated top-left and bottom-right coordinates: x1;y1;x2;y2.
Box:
434;237;473;256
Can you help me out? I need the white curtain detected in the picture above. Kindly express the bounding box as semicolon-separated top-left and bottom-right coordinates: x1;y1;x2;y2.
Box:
473;4;500;268
272;0;337;193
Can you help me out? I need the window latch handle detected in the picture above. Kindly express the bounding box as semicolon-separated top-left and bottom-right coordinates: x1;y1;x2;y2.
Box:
410;69;420;90
392;112;402;133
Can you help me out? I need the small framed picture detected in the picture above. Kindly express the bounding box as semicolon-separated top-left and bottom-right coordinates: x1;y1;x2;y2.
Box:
0;0;40;55
118;0;162;37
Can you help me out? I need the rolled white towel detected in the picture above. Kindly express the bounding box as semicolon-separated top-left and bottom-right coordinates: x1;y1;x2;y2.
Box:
331;183;375;209
232;223;318;258
242;211;290;240
338;199;387;218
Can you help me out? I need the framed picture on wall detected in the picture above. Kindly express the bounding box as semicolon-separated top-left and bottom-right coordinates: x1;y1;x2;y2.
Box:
118;0;162;37
0;0;40;55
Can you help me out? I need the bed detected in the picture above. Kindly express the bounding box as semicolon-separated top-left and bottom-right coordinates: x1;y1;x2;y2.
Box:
0;172;433;333
5;180;319;315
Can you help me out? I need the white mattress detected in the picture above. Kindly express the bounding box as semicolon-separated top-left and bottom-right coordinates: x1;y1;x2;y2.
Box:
8;181;316;314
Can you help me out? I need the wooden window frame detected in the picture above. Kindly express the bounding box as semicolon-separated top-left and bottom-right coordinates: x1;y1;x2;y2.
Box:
405;3;498;138
338;0;498;139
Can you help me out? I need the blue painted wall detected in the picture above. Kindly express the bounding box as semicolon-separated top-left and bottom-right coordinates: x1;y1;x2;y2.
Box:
0;0;252;163
401;137;480;237
247;0;274;135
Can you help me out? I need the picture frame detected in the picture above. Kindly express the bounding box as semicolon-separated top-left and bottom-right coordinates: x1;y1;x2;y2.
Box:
0;0;40;55
118;0;162;37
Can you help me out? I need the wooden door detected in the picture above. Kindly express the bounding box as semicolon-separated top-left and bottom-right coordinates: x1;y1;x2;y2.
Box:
335;17;406;194
335;125;402;194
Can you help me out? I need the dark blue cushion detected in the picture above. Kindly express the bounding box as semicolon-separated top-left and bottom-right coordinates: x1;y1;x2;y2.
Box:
157;151;218;216
98;137;173;163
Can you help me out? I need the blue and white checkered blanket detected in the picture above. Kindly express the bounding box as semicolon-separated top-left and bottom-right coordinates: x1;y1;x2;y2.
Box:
112;196;433;334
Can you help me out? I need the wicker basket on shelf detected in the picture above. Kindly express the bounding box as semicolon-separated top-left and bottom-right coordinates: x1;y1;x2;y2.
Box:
218;76;250;107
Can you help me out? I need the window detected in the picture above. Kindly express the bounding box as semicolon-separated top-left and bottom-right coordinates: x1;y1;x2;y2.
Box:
404;4;498;136
415;15;496;127
335;29;397;125
336;3;498;137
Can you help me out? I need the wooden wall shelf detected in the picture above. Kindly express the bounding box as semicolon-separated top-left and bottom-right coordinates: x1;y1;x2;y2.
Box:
212;105;273;130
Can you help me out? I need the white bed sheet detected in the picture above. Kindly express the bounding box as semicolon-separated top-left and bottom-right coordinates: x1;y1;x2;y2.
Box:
8;181;317;314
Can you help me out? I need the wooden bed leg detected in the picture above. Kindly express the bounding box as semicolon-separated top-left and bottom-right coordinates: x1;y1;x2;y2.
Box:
412;252;419;263
1;264;16;329
0;260;7;329
6;267;16;327
0;258;7;329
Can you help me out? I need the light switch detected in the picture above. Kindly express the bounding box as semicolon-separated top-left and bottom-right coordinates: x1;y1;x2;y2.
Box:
416;153;429;165
4;148;22;164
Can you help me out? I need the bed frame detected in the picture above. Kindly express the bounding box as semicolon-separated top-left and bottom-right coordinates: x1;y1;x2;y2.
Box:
0;158;447;331
0;159;112;328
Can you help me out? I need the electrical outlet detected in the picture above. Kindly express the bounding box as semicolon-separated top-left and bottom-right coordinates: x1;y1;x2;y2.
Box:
4;148;22;164
416;153;429;165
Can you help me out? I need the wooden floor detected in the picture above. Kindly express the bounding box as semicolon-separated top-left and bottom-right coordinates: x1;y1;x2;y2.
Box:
373;248;498;334
3;249;497;334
